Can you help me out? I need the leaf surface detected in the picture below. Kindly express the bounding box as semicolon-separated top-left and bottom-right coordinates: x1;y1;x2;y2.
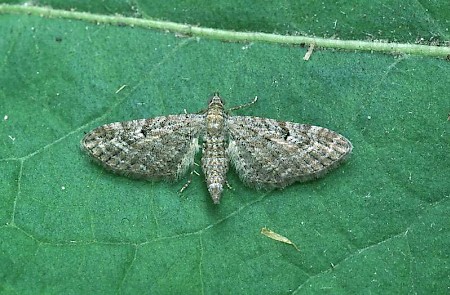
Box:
0;2;449;294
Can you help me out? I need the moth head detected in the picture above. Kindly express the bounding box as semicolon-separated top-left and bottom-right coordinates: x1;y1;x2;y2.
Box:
208;92;225;107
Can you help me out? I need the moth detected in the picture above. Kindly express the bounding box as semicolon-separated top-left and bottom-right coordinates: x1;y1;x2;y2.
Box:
81;93;352;204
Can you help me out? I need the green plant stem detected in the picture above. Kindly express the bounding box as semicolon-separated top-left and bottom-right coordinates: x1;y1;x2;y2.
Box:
1;4;449;58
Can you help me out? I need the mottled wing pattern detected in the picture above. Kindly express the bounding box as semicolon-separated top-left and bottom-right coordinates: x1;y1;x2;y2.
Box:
226;116;352;189
81;114;205;180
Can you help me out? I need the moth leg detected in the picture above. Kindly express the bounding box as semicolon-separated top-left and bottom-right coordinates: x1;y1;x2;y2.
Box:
178;163;200;194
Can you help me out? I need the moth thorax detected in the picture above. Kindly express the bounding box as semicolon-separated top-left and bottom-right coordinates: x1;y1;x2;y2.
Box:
206;103;226;133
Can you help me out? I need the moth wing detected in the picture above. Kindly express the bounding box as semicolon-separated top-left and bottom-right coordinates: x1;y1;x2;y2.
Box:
226;116;352;189
81;114;205;180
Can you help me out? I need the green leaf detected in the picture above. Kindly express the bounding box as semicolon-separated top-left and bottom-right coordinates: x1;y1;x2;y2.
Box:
1;2;449;294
